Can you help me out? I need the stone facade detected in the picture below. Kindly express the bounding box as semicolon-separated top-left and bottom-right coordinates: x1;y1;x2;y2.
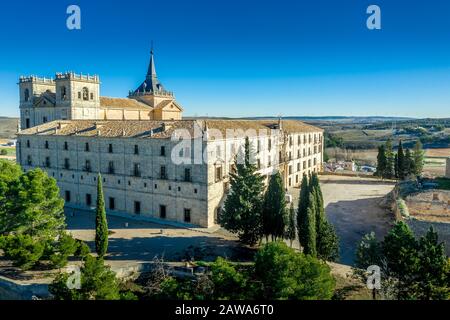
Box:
16;119;323;227
16;51;323;228
18;51;182;131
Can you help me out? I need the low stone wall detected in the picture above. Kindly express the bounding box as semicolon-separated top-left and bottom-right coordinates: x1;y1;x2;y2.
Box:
0;276;51;300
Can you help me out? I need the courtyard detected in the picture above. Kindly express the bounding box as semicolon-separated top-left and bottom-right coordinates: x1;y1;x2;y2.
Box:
66;175;396;266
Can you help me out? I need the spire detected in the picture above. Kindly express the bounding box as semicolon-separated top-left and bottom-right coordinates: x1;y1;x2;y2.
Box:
147;42;157;79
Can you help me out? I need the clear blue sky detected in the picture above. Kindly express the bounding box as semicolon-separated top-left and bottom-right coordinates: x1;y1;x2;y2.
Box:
0;0;449;118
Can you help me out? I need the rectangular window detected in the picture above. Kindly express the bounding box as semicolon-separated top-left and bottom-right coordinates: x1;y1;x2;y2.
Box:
216;145;221;157
43;116;47;123
134;145;139;155
160;146;166;156
64;158;70;170
90;93;94;100
85;142;90;152
184;168;191;182
86;194;92;206
160;166;167;179
215;166;223;182
184;209;191;223
65;190;71;202
84;160;91;172
257;159;261;170
64;141;68;150
26;119;30;129
297;163;300;171
45;156;51;168
133;163;141;177
109;197;115;210
108;161;115;174
134;201;141;214
160;205;166;219
257;140;261;153
108;144;113;153
268;156;271;167
45;141;49;149
27;155;32;166
268;138;272;151
26;140;30;148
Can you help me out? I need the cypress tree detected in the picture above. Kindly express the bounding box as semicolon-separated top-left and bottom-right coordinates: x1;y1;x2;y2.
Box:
297;174;309;249
95;173;108;257
375;145;387;178
412;140;425;176
285;203;296;248
385;139;395;179
397;140;406;180
311;173;339;261
394;153;399;179
220;137;265;246
303;193;317;257
262;171;287;241
405;149;413;177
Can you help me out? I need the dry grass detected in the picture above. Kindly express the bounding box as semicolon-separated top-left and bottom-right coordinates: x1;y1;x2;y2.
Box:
425;148;450;158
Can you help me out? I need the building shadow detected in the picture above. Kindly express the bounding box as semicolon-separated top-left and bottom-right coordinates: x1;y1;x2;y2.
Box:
325;197;394;266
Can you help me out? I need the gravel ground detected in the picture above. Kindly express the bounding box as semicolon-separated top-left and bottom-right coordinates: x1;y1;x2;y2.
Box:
319;175;395;265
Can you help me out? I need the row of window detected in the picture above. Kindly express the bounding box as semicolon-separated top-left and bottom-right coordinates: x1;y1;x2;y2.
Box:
215;135;321;158
27;140;168;156
287;168;318;187
288;133;322;146
64;191;192;222
288;158;318;174
26;155;192;181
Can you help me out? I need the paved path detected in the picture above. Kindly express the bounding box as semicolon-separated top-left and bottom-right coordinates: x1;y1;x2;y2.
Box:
66;210;246;263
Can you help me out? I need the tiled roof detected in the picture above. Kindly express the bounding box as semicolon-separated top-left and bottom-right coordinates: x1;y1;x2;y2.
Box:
33;91;56;107
18;120;201;139
18;119;323;140
100;97;152;110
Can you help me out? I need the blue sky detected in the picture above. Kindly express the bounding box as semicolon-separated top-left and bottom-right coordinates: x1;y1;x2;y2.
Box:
0;0;449;118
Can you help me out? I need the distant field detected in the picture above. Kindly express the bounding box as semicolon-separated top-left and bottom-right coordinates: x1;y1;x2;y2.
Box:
0;118;18;139
425;148;450;158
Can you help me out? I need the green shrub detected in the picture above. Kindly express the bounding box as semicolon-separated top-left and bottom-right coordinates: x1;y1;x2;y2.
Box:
49;233;79;268
75;240;91;259
0;234;45;270
0;149;7;156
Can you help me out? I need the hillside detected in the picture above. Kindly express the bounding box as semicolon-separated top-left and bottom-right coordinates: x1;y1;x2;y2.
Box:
0;118;18;139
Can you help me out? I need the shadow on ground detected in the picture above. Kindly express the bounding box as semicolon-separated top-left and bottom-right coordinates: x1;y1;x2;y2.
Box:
326;197;394;265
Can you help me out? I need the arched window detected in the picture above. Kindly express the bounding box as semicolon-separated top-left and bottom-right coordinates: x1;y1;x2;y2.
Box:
60;86;67;100
24;89;29;102
82;87;89;101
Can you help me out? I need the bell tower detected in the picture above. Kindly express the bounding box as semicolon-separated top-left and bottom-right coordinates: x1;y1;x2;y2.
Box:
55;72;100;120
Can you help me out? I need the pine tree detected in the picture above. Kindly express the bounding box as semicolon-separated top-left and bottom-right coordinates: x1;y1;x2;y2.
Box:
95;173;108;257
412;140;425;176
297;174;309;249
415;227;449;300
303;194;317;257
285;203;296;248
262;171;287;241
220;137;265;246
384;139;395;179
375;145;387;178
397;140;406;180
